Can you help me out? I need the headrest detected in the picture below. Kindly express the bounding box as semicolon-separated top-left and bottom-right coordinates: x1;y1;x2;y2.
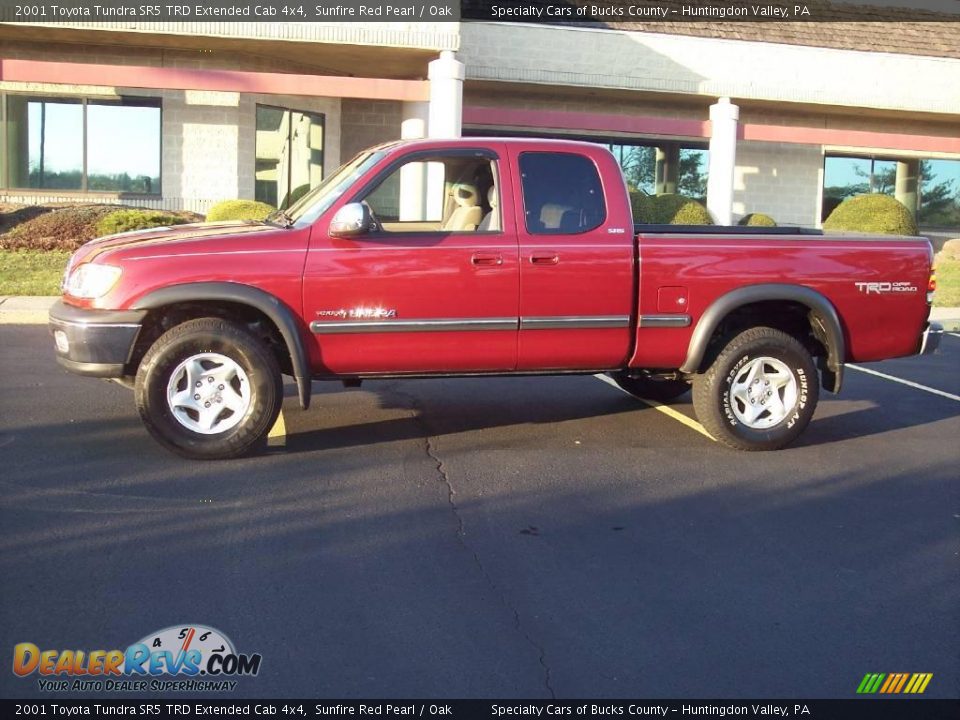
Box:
487;186;498;208
452;183;479;208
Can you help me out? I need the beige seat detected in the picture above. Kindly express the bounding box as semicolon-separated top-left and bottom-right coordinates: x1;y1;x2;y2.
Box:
478;186;500;231
442;183;483;232
539;203;572;230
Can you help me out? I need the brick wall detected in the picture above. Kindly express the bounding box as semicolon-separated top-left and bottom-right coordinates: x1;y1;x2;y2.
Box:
340;99;403;160
733;142;824;228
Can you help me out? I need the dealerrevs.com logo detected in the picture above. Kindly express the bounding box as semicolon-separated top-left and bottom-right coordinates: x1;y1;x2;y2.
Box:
12;624;261;692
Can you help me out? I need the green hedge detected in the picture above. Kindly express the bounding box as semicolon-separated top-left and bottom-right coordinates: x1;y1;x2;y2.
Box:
738;213;777;227
95;209;188;236
206;200;276;222
823;193;917;236
631;193;714;225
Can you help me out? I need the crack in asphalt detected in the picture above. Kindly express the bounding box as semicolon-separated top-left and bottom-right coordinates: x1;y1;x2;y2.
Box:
387;384;557;699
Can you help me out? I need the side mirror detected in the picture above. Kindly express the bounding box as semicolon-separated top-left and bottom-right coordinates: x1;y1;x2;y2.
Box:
329;202;372;237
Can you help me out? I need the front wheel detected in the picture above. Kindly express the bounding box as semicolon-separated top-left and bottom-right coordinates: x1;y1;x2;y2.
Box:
692;327;819;451
135;317;283;460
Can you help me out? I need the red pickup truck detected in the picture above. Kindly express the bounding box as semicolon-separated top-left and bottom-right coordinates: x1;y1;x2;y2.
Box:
49;138;942;459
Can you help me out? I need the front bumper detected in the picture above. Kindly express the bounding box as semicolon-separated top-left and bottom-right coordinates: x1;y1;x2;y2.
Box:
48;300;147;377
918;321;943;356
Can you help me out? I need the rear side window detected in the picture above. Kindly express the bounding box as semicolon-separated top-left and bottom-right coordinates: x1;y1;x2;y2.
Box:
518;152;606;234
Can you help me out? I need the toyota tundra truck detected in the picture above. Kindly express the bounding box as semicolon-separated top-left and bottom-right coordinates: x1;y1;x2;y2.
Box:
49;138;943;459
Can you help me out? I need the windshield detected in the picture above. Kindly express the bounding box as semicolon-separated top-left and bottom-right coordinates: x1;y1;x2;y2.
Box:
287;151;386;227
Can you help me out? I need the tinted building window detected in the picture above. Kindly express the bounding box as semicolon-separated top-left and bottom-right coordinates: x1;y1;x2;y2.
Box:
518;152;605;234
86;103;160;193
3;95;160;193
6;97;83;190
255;105;325;209
917;159;960;228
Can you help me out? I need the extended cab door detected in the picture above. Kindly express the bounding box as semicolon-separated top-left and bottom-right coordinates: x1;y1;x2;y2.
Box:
509;145;635;370
302;146;520;375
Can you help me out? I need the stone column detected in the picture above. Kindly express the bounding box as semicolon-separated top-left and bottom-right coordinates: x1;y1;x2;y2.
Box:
895;159;920;220
399;102;430;221
706;98;740;226
655;143;680;195
427;51;465;139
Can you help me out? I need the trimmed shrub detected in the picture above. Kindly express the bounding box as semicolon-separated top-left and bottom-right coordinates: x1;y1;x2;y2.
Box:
95;210;188;237
631;192;714;225
2;204;127;252
206;199;275;222
0;204;203;252
937;238;960;261
738;213;777;227
823;193;918;236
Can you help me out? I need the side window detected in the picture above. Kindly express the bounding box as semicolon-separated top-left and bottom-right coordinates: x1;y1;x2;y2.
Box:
359;156;499;234
519;152;606;234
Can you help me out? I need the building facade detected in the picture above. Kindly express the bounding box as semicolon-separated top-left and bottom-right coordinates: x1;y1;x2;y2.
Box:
1;19;958;231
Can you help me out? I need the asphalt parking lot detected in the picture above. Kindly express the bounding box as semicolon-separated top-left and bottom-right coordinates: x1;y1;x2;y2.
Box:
0;325;957;700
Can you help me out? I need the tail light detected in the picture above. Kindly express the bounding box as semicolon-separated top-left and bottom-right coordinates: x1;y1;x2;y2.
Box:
927;267;936;304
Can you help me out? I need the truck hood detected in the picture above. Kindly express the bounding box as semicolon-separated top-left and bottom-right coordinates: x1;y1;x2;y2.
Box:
78;220;276;262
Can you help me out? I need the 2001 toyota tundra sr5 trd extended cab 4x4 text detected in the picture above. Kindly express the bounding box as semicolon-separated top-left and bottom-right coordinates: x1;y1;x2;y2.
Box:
50;139;942;459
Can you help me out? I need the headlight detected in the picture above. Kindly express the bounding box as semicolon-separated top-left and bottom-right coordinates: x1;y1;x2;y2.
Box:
64;263;122;299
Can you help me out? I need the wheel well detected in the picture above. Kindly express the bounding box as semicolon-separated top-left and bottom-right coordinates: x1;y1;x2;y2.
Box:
699;300;830;371
126;301;293;376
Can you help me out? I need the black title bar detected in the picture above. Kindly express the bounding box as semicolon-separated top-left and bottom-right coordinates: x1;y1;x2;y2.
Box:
3;699;960;719
1;0;960;22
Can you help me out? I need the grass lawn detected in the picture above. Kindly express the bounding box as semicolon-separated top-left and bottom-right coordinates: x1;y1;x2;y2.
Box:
0;250;69;296
934;254;960;307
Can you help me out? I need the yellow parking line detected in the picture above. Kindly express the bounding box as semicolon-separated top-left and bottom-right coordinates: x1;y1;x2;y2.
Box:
594;374;715;441
267;410;287;447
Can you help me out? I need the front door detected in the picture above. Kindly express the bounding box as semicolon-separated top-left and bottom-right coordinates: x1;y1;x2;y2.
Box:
303;147;519;375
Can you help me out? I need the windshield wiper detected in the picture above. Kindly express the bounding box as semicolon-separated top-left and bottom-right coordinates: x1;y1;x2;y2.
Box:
265;209;295;229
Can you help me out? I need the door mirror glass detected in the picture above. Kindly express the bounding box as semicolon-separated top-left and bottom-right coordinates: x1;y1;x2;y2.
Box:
329;202;372;237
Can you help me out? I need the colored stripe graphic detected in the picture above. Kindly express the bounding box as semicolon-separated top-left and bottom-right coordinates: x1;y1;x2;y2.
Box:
857;673;932;694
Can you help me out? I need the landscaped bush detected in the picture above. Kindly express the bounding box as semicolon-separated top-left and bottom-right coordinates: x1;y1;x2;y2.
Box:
738;213;777;227
938;238;960;261
206;199;275;222
95;209;189;237
631;192;714;225
823;193;918;236
0;204;203;252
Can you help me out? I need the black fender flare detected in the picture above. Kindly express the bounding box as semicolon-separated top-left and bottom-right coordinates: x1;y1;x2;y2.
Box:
679;283;846;393
131;282;312;409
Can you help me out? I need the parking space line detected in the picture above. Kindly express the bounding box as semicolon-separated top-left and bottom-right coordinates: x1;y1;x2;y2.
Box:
594;374;716;441
946;332;960;339
848;364;960;402
267;411;287;447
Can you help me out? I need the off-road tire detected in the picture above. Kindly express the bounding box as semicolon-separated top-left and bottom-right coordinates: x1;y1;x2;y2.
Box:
135;317;283;460
692;327;819;451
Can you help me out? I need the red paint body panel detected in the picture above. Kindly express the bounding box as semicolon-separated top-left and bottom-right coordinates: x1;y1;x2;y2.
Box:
630;235;932;368
64;138;934;383
505;143;635;369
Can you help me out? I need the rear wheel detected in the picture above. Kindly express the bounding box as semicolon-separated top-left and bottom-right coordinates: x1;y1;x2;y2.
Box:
135;317;283;460
692;327;818;451
608;371;690;403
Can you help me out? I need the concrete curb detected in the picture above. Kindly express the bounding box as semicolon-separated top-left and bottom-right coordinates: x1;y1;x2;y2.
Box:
930;307;960;332
0;296;58;325
1;296;959;331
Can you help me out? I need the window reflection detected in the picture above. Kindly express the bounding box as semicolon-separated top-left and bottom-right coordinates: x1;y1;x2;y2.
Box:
6;97;83;190
255;105;325;209
87;103;161;193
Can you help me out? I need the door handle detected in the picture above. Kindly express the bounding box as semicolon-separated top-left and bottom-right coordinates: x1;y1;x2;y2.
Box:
530;253;559;265
471;252;503;266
